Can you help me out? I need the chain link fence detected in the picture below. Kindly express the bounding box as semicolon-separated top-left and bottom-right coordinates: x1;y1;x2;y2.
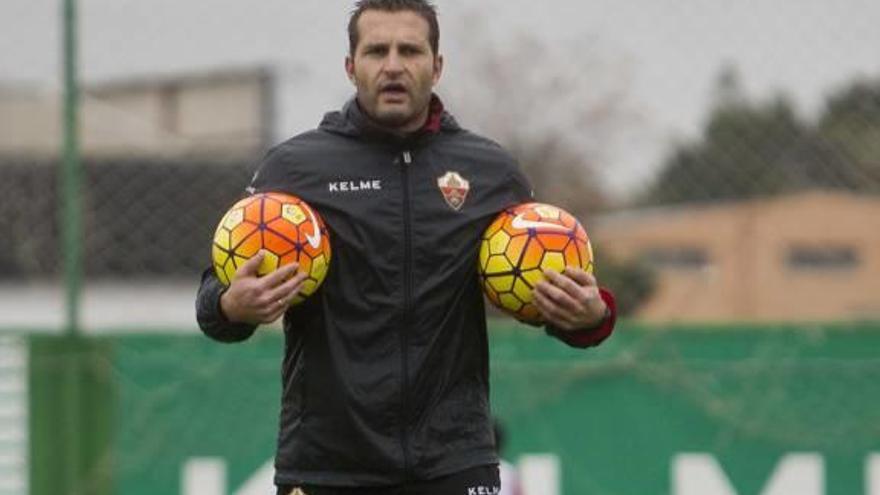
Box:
2;80;880;325
0;157;252;279
1;3;880;495
4;1;879;326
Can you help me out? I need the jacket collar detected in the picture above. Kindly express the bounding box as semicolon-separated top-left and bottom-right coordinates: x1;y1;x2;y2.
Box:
319;94;460;143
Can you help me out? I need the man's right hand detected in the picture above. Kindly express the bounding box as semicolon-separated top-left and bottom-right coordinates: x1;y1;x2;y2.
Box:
220;251;308;325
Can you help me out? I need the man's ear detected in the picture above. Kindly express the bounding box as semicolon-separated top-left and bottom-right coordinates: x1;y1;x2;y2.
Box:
345;56;356;86
432;54;444;86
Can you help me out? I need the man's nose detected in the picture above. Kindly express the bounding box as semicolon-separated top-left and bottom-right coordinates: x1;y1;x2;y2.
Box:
383;51;404;74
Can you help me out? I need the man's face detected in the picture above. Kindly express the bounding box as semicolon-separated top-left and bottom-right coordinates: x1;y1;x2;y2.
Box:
346;10;443;133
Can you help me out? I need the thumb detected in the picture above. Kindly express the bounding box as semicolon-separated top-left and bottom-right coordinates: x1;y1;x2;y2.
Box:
237;250;265;278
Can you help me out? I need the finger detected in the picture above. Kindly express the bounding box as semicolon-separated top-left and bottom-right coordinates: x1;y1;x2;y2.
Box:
235;250;265;278
533;289;562;319
535;279;581;313
542;269;584;295
256;290;293;320
533;289;577;329
534;286;580;330
545;269;600;308
261;261;301;288
265;271;308;303
563;267;596;287
253;271;307;314
262;300;290;323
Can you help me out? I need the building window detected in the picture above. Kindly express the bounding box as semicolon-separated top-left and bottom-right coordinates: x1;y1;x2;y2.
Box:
786;245;860;271
643;247;710;270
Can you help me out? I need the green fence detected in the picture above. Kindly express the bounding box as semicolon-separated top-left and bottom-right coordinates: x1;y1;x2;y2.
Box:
25;322;880;495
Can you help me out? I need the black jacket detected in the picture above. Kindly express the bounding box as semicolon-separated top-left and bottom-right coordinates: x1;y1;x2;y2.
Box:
196;98;609;487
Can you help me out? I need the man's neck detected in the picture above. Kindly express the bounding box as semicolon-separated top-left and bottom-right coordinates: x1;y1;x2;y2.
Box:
353;95;443;137
369;109;430;137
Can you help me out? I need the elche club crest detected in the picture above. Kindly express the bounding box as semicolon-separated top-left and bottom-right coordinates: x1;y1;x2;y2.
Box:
437;171;470;211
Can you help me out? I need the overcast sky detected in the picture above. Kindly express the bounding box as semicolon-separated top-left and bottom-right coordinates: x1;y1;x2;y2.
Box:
2;0;879;195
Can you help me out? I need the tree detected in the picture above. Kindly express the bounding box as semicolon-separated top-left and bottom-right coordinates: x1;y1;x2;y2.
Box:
641;69;880;205
817;78;880;189
443;15;656;315
443;17;637;221
644;98;814;204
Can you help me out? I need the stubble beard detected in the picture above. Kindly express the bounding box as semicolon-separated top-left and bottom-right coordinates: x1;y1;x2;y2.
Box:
362;92;430;132
373;107;412;128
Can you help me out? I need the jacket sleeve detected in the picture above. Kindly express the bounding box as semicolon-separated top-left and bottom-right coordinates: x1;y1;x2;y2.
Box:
508;163;536;204
247;141;297;194
196;268;258;343
544;288;617;348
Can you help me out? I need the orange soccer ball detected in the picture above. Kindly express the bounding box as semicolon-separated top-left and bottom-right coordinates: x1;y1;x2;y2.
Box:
478;202;594;323
212;192;331;305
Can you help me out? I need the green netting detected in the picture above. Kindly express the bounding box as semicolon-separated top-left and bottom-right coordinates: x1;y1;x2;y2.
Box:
22;322;880;495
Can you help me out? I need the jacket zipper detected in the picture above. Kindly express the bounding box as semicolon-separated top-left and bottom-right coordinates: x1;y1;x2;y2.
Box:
399;149;413;479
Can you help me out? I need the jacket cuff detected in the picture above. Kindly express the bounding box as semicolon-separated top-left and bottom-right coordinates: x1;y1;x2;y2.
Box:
545;288;617;348
196;268;258;343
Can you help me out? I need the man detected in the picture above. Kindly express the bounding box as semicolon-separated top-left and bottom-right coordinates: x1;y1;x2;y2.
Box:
196;1;616;494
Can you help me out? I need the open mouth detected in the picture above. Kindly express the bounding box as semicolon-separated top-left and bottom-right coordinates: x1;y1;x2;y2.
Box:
379;83;408;99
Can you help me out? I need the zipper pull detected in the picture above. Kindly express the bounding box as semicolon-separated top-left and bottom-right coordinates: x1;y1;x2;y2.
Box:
402;151;412;165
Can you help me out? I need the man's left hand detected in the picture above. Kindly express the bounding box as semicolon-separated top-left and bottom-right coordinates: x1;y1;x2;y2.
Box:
533;267;608;331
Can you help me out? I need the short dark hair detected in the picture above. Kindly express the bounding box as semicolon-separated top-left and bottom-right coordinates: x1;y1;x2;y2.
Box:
348;0;440;56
